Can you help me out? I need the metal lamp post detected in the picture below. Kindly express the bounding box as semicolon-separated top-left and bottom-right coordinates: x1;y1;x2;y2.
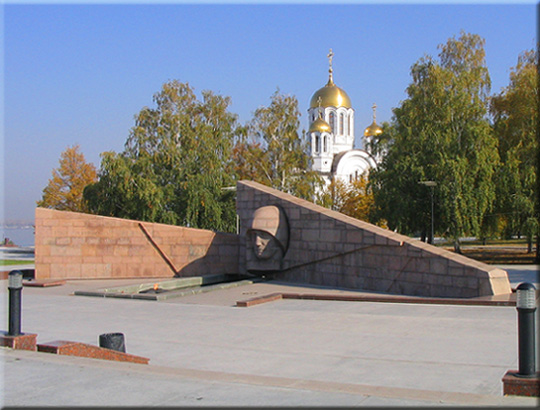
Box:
515;282;537;378
419;181;437;244
8;270;24;336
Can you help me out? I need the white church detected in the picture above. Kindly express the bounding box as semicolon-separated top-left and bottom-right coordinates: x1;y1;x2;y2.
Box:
307;49;383;187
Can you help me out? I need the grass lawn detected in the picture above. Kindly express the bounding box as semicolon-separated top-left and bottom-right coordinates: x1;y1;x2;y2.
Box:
0;260;34;266
438;238;537;264
459;248;537;264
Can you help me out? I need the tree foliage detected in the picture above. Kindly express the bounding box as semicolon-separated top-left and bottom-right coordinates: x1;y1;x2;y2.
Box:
490;49;538;253
317;175;386;227
37;144;97;212
233;89;321;199
84;81;239;232
370;32;498;250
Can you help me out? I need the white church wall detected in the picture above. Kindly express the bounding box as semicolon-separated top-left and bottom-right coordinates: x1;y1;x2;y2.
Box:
333;150;377;184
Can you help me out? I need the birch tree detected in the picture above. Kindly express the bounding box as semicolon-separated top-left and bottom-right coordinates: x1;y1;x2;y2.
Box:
240;89;321;199
84;81;239;232
37;144;97;212
490;49;538;256
371;32;498;251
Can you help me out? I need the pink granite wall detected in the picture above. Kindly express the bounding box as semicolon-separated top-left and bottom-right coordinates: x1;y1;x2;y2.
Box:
236;181;512;298
35;208;239;280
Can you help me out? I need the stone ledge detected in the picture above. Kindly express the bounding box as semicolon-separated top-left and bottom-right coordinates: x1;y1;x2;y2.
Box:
37;340;149;364
0;332;37;351
502;370;540;397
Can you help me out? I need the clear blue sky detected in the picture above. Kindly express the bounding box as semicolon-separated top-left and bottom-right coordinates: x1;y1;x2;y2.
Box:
2;1;537;223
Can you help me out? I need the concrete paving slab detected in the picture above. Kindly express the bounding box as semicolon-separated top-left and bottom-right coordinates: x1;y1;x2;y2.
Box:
495;264;539;288
2;348;537;407
1;348;370;407
2;276;540;407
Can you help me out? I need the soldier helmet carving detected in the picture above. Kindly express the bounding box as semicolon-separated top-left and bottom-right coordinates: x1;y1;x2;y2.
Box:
247;205;289;254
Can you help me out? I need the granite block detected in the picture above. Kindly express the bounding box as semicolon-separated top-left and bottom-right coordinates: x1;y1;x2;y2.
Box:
37;340;149;364
502;371;540;397
236;293;283;307
23;279;66;287
0;332;37;351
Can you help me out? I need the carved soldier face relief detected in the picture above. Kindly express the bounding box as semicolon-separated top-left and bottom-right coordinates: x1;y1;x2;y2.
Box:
251;230;280;260
246;205;289;273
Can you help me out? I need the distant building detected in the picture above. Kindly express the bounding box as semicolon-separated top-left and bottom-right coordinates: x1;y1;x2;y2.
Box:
307;49;383;188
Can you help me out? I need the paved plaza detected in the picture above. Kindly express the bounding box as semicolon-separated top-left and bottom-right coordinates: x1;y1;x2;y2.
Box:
1;264;539;407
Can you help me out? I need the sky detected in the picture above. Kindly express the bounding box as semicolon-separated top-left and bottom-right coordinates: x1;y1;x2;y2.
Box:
1;0;537;224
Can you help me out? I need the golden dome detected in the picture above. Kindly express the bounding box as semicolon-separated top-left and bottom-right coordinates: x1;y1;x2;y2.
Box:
364;121;383;137
310;49;352;109
310;81;352;109
364;103;383;137
309;117;331;133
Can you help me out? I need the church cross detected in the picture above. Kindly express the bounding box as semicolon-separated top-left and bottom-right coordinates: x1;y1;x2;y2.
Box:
372;103;377;122
327;49;334;71
327;48;334;83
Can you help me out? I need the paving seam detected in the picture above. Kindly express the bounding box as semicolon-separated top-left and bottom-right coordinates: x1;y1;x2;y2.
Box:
3;348;534;406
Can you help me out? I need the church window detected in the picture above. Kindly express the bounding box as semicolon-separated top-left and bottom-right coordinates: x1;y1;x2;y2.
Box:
339;113;344;135
323;136;327;152
329;112;335;133
348;114;351;136
315;135;320;153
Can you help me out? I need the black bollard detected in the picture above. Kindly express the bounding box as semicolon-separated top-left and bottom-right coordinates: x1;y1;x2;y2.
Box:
8;270;24;336
515;282;537;378
99;332;126;353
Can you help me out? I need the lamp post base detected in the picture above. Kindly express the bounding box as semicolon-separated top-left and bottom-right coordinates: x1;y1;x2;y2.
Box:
502;370;540;397
0;331;37;351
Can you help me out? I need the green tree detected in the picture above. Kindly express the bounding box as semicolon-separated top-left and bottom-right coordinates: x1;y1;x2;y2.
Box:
37;144;97;212
232;127;267;183
84;80;239;232
317;175;386;227
490;49;538;255
236;89;321;199
371;32;498;251
316;178;348;212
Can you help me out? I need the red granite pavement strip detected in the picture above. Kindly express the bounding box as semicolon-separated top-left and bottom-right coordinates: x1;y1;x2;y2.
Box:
237;291;517;307
37;340;149;364
236;293;282;307
23;279;66;287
